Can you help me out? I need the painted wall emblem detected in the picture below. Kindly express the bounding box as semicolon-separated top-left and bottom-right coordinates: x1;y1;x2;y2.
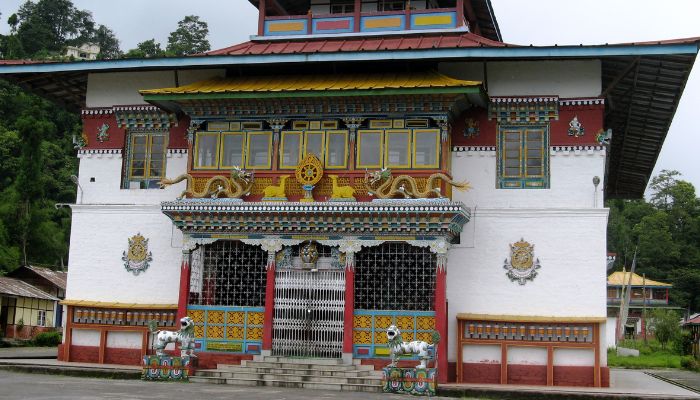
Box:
122;233;153;275
97;123;110;143
503;238;541;285
567;116;585;137
463;118;480;138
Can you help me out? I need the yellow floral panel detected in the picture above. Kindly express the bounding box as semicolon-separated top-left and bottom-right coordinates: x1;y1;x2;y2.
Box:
208;311;225;324
247;327;263;340
227;311;244;325
353;330;372;345
194;325;205;339
207;325;224;339
227;326;244;340
247;312;264;326
375;331;388;344
354;315;372;329
417;316;435;330
397;316;414;330
401;331;414;342
188;310;205;323
375;315;392;329
416;332;433;343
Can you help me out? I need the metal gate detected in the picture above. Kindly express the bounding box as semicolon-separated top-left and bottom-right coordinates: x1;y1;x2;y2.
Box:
272;270;345;358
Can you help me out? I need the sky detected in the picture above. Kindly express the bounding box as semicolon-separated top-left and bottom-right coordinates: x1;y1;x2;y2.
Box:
0;0;699;192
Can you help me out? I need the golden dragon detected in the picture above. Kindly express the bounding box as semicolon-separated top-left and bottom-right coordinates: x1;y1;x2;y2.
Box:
159;166;254;199
364;168;471;199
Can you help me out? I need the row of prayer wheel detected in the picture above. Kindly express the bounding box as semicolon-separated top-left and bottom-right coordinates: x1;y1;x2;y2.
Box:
464;322;592;343
73;308;176;327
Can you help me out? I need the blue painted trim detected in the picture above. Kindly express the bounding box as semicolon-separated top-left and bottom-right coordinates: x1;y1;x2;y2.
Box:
410;11;457;31
0;43;696;74
361;15;406;32
313;17;354;34
264;19;308;36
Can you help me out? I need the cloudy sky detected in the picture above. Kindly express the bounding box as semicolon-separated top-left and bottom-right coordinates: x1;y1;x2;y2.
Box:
1;0;699;191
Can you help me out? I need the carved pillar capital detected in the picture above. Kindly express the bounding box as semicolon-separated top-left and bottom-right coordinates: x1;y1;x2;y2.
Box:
187;119;205;145
342;117;365;143
433;115;451;143
266;118;288;144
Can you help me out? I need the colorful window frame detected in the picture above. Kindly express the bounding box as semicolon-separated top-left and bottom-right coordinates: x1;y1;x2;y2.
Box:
125;131;168;189
356;129;384;169
219;132;246;169
245;131;273;169
193;132;221;170
325;130;348;169
412;129;441;169
187;305;264;355
497;125;549;189
384;130;412;169
279;131;303;169
304;131;326;160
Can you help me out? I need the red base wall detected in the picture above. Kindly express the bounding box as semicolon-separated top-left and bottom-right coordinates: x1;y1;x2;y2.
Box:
104;348;142;365
69;345;99;363
194;352;254;370
4;325;53;339
447;362;610;387
57;343;65;361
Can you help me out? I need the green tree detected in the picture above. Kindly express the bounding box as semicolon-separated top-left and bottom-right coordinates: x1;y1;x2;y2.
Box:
15;0;94;57
647;308;681;350
166;15;210;56
92;25;121;59
125;39;164;58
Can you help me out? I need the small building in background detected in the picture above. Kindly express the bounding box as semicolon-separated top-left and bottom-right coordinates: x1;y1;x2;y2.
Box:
683;314;700;358
606;271;673;348
0;276;60;339
64;43;100;60
7;266;67;328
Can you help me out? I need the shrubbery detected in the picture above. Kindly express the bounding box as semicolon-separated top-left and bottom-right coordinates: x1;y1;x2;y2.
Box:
32;331;61;347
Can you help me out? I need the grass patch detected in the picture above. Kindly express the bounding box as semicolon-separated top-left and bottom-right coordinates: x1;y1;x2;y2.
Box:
607;348;682;369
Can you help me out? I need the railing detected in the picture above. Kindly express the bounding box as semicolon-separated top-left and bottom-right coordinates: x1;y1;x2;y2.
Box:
262;8;463;37
606;298;669;306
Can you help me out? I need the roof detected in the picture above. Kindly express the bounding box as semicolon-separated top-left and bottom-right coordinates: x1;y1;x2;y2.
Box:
607;271;672;288
140;71;481;99
23;266;67;290
0;277;59;301
206;31;507;56
686;314;700;325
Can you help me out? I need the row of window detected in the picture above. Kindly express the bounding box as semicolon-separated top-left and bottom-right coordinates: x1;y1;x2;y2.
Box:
123;125;550;189
192;128;442;171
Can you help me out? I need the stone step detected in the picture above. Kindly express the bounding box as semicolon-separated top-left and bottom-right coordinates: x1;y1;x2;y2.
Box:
189;375;383;393
206;365;380;378
257;356;343;365
239;360;373;371
196;370;382;385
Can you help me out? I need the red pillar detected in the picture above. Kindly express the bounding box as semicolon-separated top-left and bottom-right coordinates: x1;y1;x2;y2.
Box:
262;258;276;353
343;264;355;356
434;264;448;383
176;251;191;321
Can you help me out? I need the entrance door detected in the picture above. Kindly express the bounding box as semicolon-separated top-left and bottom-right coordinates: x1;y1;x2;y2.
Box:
272;269;345;358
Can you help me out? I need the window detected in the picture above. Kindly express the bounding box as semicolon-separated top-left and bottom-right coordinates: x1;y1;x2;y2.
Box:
280;130;348;169
194;132;219;169
498;125;549;189
377;0;407;11
37;310;46;327
126;131;168;189
220;133;245;168
246;132;273;169
357;127;441;170
330;0;354;13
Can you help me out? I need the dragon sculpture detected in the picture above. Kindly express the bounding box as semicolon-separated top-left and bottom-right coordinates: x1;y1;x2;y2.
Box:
364;168;471;199
159;166;254;199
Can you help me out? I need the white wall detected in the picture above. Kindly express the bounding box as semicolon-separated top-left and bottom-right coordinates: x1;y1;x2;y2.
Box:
606;316;617;349
65;204;183;304
72;329;100;346
486;61;601;98
86;69;225;108
76;151;188;205
106;331;143;349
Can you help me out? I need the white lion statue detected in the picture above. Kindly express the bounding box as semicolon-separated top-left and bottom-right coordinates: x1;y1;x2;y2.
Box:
386;324;435;369
154;316;196;358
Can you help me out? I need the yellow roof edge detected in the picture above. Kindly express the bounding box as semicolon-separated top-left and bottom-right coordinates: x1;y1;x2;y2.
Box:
61;299;178;310
607;271;672;287
456;313;606;323
139;72;482;95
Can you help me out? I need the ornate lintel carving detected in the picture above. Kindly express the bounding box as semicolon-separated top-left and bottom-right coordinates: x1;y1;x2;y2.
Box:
342;117;365;143
187;119;205;145
433;115;450;143
266;118;288;144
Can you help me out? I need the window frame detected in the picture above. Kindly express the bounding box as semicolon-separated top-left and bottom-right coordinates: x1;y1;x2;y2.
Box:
497;124;549;189
245;131;273;170
412;128;441;169
384;129;412;169
303;130;326;161
325;130;349;169
193;131;221;170
356;129;384;169
279;131;303;169
125;130;169;189
219;132;246;169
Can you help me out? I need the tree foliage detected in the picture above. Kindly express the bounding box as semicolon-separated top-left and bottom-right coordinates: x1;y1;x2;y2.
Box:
608;170;700;312
166;15;211;56
125;39;165;59
646;308;681;350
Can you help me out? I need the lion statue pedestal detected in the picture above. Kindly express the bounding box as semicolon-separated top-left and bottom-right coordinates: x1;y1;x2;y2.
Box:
382;324;439;396
142;317;197;381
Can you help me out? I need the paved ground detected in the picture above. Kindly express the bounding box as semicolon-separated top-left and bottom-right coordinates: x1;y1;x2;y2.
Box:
0;370;455;400
647;369;700;394
0;346;57;359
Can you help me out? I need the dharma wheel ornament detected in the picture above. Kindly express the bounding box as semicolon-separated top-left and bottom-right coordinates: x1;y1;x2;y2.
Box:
300;241;320;269
295;153;323;202
503;238;541;285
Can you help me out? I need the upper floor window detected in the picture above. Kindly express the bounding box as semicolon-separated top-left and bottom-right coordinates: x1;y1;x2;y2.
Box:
125;131;168;189
193;130;272;170
377;0;407;11
497;125;549;189
280;130;349;169
357;128;440;169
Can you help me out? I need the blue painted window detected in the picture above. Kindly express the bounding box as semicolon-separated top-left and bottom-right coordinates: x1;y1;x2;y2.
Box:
497;125;549;189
